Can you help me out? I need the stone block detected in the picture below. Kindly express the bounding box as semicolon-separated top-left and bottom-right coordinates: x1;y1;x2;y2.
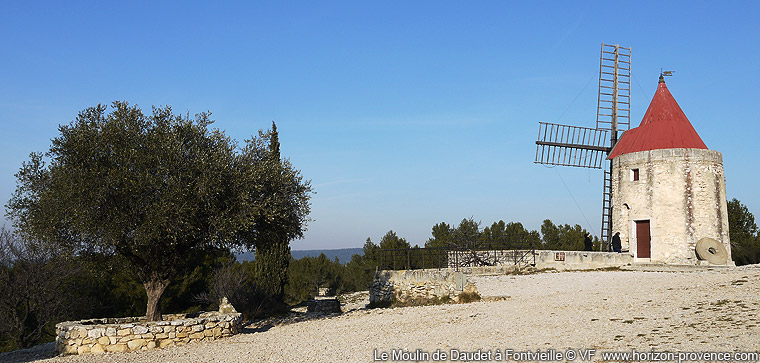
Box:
105;327;117;336
62;344;77;355
141;333;155;339
176;332;189;338
77;345;91;354
159;339;175;348
87;328;104;339
117;328;131;336
155;333;169;339
127;338;145;350
74;327;88;339
146;340;157;349
192;324;204;332
132;325;149;335
106;344;128;353
218;297;237;313
97;336;109;345
109;336;117;345
189;332;204;340
204;329;214;337
150;326;163;334
91;344;105;354
169;332;176;339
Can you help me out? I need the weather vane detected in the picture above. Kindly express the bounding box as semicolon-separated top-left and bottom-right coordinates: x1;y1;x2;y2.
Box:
659;68;674;82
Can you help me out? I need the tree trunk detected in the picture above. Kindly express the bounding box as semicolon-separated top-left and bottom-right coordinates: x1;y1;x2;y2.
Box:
144;277;169;321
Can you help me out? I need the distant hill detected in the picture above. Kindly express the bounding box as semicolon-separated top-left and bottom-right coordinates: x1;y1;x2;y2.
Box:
236;248;363;264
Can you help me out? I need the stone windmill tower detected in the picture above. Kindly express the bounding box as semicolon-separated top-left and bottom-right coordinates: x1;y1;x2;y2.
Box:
608;74;732;265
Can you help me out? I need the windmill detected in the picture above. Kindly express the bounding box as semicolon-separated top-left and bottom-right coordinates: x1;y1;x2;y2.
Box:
534;43;631;249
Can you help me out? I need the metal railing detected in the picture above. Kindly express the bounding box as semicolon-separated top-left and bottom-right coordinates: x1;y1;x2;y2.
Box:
378;246;536;271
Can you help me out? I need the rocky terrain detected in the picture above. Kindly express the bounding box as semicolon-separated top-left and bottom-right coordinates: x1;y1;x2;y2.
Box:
3;266;759;362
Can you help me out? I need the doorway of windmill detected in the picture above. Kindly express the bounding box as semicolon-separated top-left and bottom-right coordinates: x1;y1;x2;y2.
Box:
636;220;651;258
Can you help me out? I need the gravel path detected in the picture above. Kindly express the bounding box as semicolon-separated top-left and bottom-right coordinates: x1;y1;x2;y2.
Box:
5;266;759;362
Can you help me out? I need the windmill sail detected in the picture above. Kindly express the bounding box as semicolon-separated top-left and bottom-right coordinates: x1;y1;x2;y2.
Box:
533;43;631;249
534;122;610;169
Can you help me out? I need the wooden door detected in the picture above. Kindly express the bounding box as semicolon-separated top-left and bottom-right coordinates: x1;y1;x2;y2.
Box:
636;220;651;258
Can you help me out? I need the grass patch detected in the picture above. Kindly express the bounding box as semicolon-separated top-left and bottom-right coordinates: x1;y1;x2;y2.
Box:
457;291;482;304
572;266;625;273
507;267;557;275
369;291;483;309
390;295;452;308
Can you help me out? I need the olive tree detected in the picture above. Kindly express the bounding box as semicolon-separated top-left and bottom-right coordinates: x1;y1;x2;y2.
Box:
6;102;312;321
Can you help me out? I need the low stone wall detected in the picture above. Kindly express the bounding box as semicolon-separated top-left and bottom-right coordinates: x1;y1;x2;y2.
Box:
55;311;242;355
307;297;342;314
371;251;634;306
370;269;480;305
447;250;633;270
534;250;633;270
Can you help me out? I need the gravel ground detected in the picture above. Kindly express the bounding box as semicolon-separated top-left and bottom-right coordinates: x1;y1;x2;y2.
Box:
4;266;759;362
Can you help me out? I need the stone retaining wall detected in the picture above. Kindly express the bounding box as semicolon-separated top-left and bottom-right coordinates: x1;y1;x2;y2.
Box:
371;251;636;305
55;311;242;355
370;269;480;305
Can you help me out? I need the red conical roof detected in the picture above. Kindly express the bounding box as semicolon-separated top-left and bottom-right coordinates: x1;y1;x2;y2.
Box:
608;78;707;159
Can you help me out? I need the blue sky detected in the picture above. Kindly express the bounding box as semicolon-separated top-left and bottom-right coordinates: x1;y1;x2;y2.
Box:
1;1;758;249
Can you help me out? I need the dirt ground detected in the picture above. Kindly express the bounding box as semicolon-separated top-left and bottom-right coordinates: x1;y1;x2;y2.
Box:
3;265;759;362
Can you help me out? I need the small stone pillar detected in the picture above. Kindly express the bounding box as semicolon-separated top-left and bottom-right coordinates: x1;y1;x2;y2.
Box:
307;287;342;314
219;297;237;314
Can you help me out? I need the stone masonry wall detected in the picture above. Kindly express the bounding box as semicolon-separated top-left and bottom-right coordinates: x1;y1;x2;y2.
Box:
612;148;731;264
55;311;242;355
371;251;634;305
370;269;479;305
